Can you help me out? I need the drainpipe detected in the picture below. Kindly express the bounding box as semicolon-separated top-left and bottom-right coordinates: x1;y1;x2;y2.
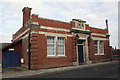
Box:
28;27;31;70
27;23;40;70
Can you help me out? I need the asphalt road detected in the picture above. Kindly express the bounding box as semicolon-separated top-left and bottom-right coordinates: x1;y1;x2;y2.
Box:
19;61;119;78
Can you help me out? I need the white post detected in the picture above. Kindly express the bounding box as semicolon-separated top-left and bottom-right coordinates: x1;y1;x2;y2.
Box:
85;37;90;64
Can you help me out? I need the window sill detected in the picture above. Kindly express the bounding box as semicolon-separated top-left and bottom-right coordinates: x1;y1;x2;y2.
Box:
47;55;67;58
95;54;99;56
95;54;105;56
100;54;105;56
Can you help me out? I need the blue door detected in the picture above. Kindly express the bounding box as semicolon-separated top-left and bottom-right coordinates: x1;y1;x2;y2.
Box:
2;51;20;67
78;45;84;63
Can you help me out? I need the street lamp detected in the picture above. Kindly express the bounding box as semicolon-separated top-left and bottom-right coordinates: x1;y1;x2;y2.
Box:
75;34;79;46
87;34;91;46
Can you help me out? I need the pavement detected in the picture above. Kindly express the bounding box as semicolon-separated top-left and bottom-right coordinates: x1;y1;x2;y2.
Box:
2;61;118;78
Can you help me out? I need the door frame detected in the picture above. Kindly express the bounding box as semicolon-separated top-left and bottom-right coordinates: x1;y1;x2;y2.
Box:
77;44;85;63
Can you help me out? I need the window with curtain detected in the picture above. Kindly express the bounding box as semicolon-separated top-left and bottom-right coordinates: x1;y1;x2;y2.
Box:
47;36;55;56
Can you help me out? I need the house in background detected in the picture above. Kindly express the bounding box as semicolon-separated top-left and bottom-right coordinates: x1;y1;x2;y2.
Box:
2;7;112;69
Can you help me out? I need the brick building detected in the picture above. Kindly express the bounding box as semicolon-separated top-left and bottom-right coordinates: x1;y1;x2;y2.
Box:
4;7;111;69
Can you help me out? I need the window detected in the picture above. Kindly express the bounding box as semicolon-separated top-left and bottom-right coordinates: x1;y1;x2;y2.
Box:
57;37;65;55
47;36;55;56
94;40;104;55
94;40;99;55
47;36;65;57
100;41;104;55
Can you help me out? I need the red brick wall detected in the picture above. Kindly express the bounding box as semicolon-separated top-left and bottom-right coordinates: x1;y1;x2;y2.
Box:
31;14;71;29
111;49;120;60
30;33;74;70
88;38;110;62
11;7;111;69
21;37;29;67
72;37;77;62
89;27;107;34
12;25;29;41
22;7;31;27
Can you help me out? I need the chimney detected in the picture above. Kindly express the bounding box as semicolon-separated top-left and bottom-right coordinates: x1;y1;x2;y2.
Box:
22;7;32;27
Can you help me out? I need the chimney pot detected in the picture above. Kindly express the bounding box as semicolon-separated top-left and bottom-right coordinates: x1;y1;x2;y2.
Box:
22;7;32;27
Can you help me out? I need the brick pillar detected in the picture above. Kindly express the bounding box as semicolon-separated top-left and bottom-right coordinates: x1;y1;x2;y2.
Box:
72;37;78;65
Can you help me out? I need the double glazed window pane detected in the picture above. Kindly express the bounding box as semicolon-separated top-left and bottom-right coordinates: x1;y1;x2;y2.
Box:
47;36;65;56
57;37;64;55
94;40;98;54
94;40;104;55
94;46;98;53
100;41;104;54
47;36;55;55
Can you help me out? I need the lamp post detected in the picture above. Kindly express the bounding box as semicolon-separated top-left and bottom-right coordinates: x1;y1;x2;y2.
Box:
75;34;79;46
87;34;91;46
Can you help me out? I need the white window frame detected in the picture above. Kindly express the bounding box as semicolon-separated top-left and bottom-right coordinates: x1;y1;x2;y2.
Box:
47;36;65;57
94;40;104;56
94;40;99;55
99;40;104;55
47;36;56;56
57;37;65;56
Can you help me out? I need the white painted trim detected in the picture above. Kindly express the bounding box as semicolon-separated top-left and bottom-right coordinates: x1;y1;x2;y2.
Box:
15;30;72;41
22;34;28;39
91;33;106;37
85;39;89;63
31;31;73;37
32;22;39;25
100;54;105;55
40;26;70;32
79;37;86;40
46;56;67;58
13;28;30;41
71;27;90;32
92;37;108;40
9;48;14;51
89;26;105;30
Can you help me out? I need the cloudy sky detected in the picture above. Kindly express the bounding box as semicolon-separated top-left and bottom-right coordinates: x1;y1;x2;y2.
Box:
0;0;119;48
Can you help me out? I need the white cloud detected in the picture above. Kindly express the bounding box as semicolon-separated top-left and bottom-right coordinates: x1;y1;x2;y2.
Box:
0;32;12;43
86;14;97;20
0;1;118;48
0;0;119;2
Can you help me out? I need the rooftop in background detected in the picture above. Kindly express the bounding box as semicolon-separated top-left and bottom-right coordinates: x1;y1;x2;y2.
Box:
0;43;11;49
